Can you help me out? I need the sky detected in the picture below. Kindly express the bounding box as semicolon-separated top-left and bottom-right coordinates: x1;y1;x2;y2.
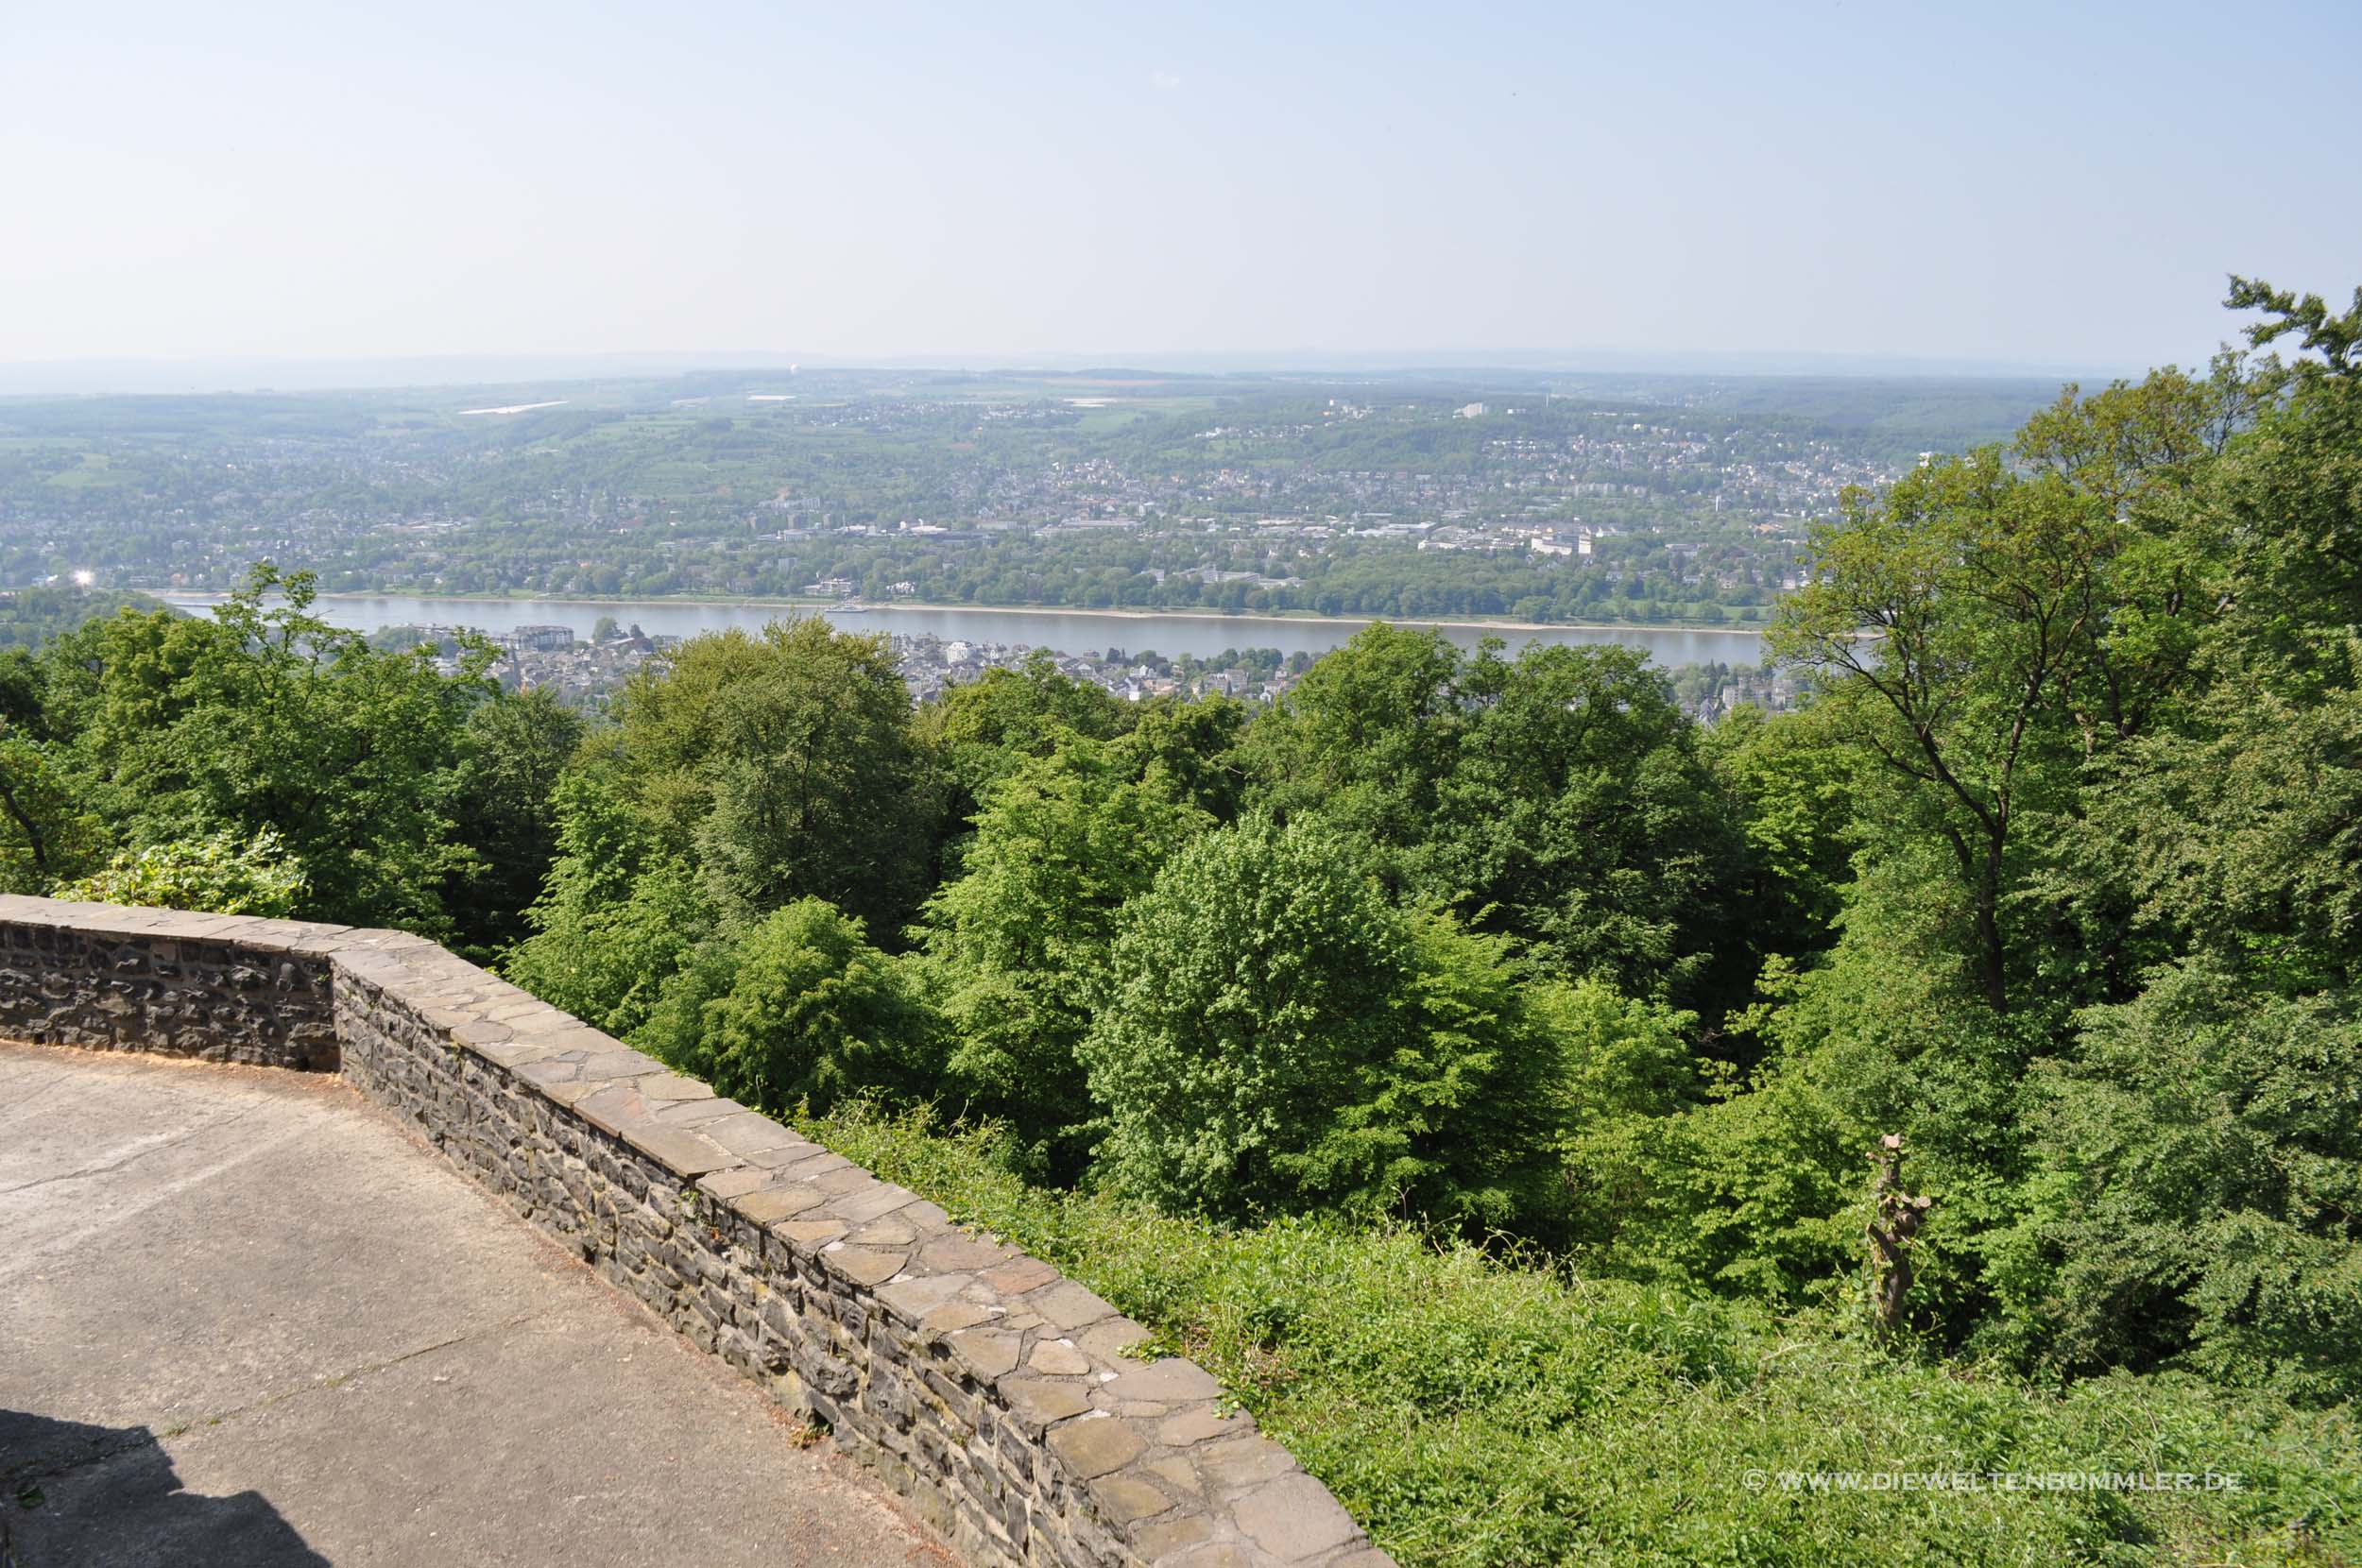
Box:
4;0;2358;383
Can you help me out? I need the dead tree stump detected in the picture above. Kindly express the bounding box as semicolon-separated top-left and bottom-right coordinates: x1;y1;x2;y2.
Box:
1867;1133;1933;1339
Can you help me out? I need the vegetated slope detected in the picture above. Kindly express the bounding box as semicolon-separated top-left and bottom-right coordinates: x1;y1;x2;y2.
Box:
812;1104;2360;1568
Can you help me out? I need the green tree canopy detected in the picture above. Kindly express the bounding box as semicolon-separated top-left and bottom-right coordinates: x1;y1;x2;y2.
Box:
1082;815;1568;1229
1241;622;1463;855
1242;625;1752;1015
644;897;939;1118
440;686;584;960
921;729;1212;1169
612;618;933;934
37;564;492;929
917;647;1132;810
1429;641;1751;1015
504;770;713;1039
1766;365;2236;1012
1995;960;2362;1406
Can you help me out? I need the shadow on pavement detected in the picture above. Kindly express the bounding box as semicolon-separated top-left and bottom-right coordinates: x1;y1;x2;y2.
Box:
1;1409;330;1568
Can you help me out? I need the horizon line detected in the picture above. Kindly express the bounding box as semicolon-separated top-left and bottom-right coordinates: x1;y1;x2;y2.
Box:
0;344;2137;397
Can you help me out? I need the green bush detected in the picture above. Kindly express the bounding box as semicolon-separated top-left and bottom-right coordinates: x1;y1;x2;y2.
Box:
639;898;939;1116
504;772;713;1039
922;732;1209;1165
1082;814;1567;1229
53;827;307;917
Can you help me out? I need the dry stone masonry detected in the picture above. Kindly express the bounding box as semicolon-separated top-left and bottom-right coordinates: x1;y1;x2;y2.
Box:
0;902;348;1068
0;895;1391;1568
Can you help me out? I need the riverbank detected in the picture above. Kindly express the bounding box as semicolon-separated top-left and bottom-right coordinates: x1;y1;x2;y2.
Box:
154;591;1773;669
262;589;1772;641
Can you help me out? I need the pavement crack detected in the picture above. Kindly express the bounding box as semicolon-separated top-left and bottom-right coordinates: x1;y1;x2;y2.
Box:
322;1307;557;1386
0;1101;270;1196
0;1068;79;1122
3;1307;559;1490
160;1308;560;1436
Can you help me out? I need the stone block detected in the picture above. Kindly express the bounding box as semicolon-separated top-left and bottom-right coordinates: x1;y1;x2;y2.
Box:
698;1167;779;1201
948;1328;1022;1382
1001;1376;1094;1431
876;1270;975;1324
920;1234;1018;1274
729;1185;826;1225
1046;1415;1146;1478
820;1244;909;1288
1025;1279;1117;1331
1198;1435;1299;1495
774;1217;849;1251
1131;1510;1216;1559
1028;1339;1092;1376
1157;1405;1248;1448
1234;1472;1360;1559
637;1074;719;1103
578;1047;671;1081
702;1111;806;1157
1087;1469;1175;1525
1104;1357;1224;1405
984;1256;1061;1296
618;1124;740;1178
828;1182;922;1225
848;1214;922;1249
1078;1317;1154;1359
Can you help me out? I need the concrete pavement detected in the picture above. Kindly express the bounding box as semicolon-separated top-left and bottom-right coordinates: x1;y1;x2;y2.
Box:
0;1041;955;1568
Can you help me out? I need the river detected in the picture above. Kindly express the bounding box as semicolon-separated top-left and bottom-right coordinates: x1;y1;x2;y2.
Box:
156;594;1770;667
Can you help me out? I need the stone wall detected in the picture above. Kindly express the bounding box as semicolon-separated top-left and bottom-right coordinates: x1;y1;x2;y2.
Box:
0;899;356;1069
0;895;1391;1568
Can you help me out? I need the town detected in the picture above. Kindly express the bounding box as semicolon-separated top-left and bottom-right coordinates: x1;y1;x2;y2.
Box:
0;370;2054;634
384;614;1798;720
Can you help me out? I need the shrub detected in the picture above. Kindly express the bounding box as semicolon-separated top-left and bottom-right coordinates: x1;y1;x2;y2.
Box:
922;733;1208;1166
504;772;713;1039
642;898;939;1116
53;827;307;917
1083;814;1407;1217
1083;815;1569;1229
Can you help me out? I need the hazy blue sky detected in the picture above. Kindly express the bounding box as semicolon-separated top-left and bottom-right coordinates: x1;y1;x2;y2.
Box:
5;0;2357;375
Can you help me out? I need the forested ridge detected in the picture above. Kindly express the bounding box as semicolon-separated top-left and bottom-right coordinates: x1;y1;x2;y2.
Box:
2;282;2356;1565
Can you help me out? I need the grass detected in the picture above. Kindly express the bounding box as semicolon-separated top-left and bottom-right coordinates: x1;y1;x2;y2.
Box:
40;452;117;489
1072;406;1155;433
803;1103;2359;1568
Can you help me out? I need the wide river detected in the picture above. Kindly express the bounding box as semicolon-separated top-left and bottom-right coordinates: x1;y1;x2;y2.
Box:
158;594;1770;667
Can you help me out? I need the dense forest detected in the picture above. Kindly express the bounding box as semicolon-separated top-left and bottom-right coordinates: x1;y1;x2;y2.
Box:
2;281;2356;1565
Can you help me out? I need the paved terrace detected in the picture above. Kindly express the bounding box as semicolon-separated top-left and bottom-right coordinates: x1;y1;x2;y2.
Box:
0;898;1387;1568
0;1041;951;1567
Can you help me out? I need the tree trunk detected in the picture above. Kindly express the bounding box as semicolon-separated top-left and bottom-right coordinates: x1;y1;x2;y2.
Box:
1867;1133;1934;1340
1974;841;2009;1013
